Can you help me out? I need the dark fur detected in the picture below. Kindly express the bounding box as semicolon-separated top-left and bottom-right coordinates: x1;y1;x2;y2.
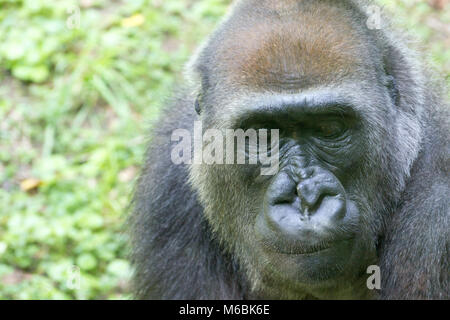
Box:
130;95;245;299
129;0;449;299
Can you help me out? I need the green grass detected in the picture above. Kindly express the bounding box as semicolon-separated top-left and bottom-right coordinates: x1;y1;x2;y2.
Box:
0;0;447;299
0;0;231;299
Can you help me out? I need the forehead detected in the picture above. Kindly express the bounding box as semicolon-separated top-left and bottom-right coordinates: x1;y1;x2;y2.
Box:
201;0;371;91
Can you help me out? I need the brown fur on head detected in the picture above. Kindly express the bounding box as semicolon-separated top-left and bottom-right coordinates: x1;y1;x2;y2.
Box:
192;0;380;93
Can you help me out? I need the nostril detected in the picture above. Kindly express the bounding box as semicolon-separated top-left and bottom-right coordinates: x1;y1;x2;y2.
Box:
312;194;347;222
270;194;296;206
308;192;335;212
267;171;297;205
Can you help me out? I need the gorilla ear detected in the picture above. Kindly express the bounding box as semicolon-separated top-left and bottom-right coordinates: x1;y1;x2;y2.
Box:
194;93;202;115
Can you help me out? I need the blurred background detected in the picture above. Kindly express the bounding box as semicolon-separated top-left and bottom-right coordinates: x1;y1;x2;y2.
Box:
0;0;448;299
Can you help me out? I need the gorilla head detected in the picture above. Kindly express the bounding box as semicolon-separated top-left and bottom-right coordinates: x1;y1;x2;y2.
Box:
130;0;449;300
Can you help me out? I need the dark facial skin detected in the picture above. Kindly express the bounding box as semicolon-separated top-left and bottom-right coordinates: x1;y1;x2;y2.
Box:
239;96;363;260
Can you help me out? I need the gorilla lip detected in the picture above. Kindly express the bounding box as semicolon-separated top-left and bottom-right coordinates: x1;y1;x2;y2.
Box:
260;237;354;256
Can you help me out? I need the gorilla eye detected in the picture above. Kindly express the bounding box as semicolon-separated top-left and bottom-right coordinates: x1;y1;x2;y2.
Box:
314;121;346;139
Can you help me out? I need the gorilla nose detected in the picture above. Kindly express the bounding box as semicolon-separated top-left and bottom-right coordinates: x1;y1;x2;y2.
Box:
267;168;346;218
261;169;349;247
295;168;346;220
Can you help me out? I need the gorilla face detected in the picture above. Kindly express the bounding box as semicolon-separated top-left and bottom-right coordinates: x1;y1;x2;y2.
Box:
191;89;387;298
249;93;374;284
189;2;408;298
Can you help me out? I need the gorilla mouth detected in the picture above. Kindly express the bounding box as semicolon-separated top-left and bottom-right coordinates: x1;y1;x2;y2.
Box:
280;243;333;255
277;245;332;255
260;236;354;256
255;194;358;257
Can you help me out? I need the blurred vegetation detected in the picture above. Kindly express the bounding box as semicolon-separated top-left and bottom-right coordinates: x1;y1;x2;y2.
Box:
378;0;449;85
0;0;448;299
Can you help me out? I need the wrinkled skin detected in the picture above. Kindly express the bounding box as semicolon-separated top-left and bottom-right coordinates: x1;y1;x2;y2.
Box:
130;0;449;299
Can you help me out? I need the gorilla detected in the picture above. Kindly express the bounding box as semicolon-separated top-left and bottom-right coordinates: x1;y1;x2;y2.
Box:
129;0;449;299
